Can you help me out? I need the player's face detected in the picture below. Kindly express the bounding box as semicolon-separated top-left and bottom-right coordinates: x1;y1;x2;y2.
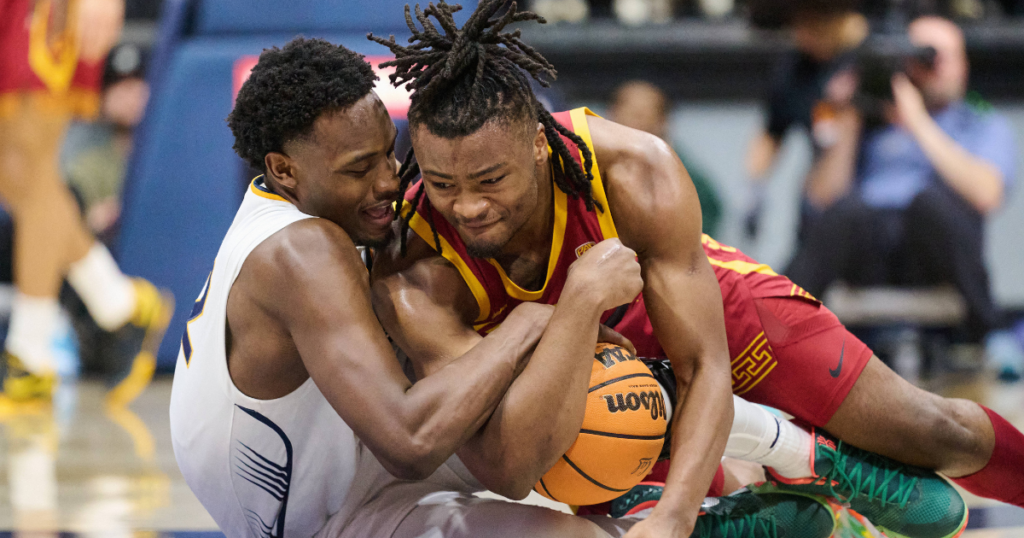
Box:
412;119;547;259
286;93;400;247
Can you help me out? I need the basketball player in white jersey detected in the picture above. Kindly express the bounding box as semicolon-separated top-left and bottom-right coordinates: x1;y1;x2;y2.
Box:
170;37;840;538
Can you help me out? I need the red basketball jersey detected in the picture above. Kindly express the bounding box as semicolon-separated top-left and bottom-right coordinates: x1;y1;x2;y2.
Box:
404;108;819;396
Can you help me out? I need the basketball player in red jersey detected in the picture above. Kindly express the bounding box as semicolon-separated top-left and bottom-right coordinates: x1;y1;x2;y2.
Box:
369;2;1024;537
0;0;171;405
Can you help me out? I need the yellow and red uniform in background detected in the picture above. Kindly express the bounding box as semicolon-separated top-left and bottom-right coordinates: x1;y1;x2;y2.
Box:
0;0;103;118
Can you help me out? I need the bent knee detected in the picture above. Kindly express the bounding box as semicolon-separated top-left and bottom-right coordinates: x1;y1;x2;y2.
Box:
917;397;990;468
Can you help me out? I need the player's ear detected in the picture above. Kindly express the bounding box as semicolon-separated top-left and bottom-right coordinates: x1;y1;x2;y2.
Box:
532;122;547;165
265;151;298;191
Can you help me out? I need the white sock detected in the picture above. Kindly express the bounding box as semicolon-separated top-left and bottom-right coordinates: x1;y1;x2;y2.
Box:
66;243;136;331
724;396;813;479
6;293;60;374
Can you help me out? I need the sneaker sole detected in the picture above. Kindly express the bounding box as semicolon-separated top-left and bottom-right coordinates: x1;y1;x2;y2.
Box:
874;507;968;538
746;483;841;537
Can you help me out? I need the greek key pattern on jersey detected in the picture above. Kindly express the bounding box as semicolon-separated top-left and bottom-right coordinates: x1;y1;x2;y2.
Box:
731;331;777;396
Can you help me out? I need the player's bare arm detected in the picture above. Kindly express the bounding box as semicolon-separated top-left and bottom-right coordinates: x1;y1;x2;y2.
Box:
588;115;734;535
228;217;550;480
373;218;642;499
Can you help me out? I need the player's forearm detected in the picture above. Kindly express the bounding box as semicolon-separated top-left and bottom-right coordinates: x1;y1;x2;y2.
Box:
653;361;733;529
460;292;605;498
385;312;545;479
906;114;1004;213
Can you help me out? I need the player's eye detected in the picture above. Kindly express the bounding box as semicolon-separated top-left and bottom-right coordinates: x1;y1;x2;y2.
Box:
430;181;453;190
481;175;505;185
344;168;371;178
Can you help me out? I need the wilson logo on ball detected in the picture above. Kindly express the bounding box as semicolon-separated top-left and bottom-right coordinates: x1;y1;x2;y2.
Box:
603;390;666;420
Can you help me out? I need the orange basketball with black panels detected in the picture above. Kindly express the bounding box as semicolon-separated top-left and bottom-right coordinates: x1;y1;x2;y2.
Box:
535;343;668;506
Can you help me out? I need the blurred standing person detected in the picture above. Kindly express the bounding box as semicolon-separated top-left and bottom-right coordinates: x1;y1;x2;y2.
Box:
62;43;149;242
744;0;869;241
785;17;1016;347
0;0;171;404
608;80;723;236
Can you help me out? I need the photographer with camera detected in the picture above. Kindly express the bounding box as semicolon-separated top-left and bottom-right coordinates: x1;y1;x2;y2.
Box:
785;16;1016;348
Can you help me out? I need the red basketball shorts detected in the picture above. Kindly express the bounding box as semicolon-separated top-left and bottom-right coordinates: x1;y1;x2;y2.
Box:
739;293;874;427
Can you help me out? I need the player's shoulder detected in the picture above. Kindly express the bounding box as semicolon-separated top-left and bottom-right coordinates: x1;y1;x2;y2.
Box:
371;225;465;295
243;218;366;294
371;224;480;320
582;115;704;256
372;223;448;281
584;115;700;241
585;114;679;197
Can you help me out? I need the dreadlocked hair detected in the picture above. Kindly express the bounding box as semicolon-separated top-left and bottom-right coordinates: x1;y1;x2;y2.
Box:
369;0;600;256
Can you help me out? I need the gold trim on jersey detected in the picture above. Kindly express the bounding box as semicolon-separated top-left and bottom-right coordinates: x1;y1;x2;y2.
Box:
249;176;289;202
570;108;619;240
402;201;492;323
701;234;737;253
28;0;80;95
487;185;567;301
707;258;778;277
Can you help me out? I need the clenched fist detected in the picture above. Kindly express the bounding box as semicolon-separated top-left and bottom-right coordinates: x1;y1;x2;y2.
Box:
565;238;643;312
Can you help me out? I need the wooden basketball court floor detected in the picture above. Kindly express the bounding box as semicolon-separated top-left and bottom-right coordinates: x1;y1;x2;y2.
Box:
0;376;1019;537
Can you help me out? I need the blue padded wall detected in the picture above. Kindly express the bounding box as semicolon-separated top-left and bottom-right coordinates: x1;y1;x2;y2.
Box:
118;34;401;369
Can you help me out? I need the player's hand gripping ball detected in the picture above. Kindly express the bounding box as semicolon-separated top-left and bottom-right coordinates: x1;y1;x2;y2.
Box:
535;343;668;506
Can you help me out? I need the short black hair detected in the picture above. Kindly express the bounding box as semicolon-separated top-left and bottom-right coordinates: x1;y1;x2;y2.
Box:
370;1;599;255
227;37;378;171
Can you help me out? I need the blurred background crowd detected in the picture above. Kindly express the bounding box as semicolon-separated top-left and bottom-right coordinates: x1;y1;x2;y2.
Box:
535;0;1024;23
6;0;1024;390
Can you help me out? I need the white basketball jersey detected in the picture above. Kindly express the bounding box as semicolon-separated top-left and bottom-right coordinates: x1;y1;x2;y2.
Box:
169;178;393;538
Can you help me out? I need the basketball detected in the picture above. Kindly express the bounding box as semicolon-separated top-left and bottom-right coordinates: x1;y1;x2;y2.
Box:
534;343;669;506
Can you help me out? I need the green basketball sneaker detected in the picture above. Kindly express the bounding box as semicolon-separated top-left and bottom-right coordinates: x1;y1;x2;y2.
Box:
766;429;968;538
610;481;839;538
693;484;839;538
610;481;664;518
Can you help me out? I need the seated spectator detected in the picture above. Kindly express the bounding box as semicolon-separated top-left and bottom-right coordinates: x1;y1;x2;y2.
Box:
607;80;723;236
785;16;1016;346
